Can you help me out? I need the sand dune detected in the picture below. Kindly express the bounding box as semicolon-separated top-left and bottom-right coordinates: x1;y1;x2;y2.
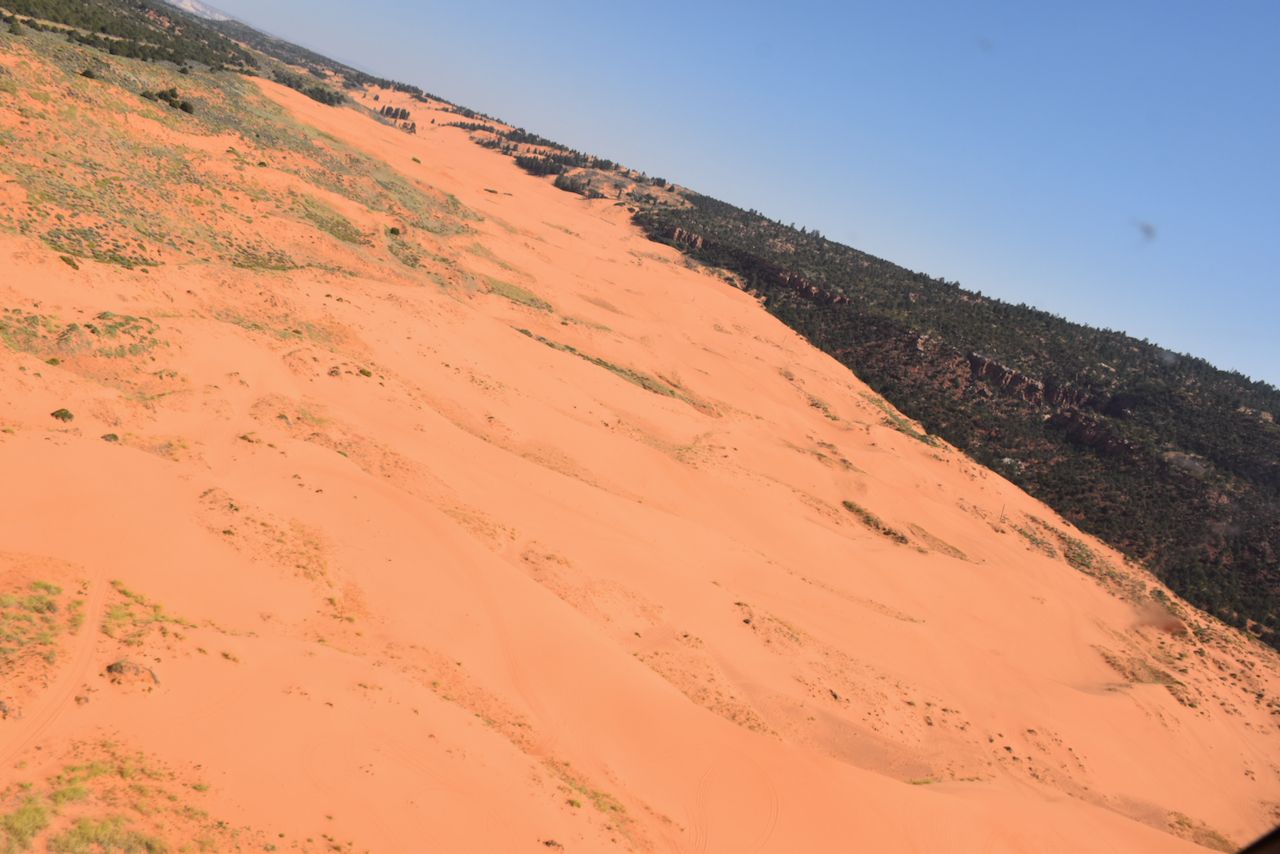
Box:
0;40;1276;852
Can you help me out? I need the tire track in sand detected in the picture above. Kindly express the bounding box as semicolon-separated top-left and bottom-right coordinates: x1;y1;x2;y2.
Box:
0;571;108;767
687;756;779;853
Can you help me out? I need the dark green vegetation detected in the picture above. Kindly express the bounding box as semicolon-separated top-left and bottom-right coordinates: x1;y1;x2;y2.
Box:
141;86;192;113
272;68;343;106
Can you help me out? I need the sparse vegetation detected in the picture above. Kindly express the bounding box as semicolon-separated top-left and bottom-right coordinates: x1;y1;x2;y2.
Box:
1056;531;1096;571
842;501;910;544
101;581;191;646
0;744;261;852
298;198;367;245
486;279;551;312
514;328;700;406
0;797;49;851
49;816;166;853
1;580;77;671
907;524;968;561
387;235;420;268
807;394;839;421
2;309;162;363
1012;523;1057;558
231;248;296;271
862;394;938;446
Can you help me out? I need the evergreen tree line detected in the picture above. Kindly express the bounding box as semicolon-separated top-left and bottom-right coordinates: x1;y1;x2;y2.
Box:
272;70;344;106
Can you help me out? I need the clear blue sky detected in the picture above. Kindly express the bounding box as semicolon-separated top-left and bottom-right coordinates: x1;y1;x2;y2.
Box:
209;0;1280;385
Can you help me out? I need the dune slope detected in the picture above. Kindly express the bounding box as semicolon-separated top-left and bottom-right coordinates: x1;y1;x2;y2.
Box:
1;31;1277;853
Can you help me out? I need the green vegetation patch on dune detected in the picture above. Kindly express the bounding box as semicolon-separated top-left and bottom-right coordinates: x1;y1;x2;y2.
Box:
0;797;50;852
0;308;161;360
487;279;551;312
0;742;254;853
515;328;693;403
842;501;909;544
1011;523;1057;558
0;580;78;664
296;196;367;245
48;816;165;853
101;580;191;647
861;394;938;446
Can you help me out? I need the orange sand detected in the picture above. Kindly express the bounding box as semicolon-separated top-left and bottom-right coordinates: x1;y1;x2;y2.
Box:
0;66;1276;852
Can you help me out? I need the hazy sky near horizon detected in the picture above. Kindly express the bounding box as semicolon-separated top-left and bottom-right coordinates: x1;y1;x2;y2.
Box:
209;0;1280;385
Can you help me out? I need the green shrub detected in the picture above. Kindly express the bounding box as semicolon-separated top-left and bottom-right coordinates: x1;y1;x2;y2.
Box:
0;798;49;850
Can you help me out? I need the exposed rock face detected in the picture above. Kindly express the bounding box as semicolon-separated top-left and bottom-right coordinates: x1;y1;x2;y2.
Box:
963;354;1095;409
666;226;704;251
968;353;1048;405
775;270;849;305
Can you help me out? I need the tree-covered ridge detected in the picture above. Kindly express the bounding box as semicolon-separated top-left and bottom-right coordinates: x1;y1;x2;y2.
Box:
2;0;255;68
632;193;1279;647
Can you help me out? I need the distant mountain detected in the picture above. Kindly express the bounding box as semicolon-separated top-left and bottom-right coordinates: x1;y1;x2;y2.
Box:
164;0;230;21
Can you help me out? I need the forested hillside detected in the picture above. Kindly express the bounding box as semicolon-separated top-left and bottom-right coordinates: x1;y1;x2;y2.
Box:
1;0;254;67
